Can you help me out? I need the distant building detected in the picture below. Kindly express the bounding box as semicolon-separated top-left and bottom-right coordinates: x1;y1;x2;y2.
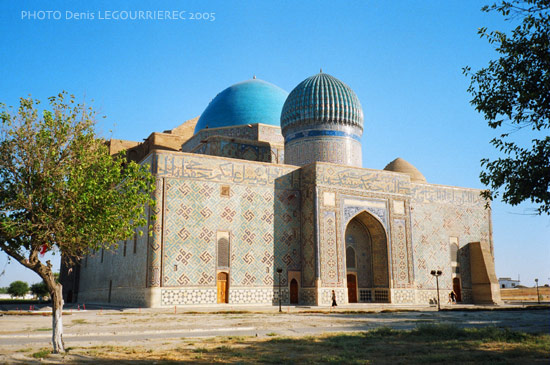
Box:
498;277;520;289
62;73;502;307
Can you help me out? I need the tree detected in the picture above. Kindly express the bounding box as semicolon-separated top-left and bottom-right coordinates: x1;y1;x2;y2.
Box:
464;0;550;214
7;280;29;298
31;281;50;299
0;92;155;353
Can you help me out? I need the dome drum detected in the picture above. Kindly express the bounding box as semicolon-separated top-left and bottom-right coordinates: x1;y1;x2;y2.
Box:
285;136;362;167
283;124;362;145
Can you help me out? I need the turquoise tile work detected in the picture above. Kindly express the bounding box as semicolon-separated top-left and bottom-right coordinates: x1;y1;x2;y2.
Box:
410;184;492;294
161;177;301;290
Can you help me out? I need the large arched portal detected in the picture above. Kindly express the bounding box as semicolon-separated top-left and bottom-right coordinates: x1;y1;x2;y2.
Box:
344;211;390;303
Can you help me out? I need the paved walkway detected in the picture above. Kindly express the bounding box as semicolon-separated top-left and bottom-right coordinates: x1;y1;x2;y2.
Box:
0;303;548;348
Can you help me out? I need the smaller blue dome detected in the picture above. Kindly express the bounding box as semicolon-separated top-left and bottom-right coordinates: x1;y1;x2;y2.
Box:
194;79;288;134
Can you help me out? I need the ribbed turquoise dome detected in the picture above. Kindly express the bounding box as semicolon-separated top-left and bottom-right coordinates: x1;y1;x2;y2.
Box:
194;78;288;134
280;73;363;136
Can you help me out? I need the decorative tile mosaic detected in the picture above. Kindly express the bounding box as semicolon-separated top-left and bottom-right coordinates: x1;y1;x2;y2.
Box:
319;288;346;306
391;289;415;304
285;136;361;167
312;163;411;195
345;218;373;288
300;288;317;305
415;289;442;305
152;152;300;189
230;287;289;305
411;184;491;303
147;178;164;287
300;185;316;288
258;124;285;144
391;219;410;285
182;124;259;152
161;288;217;305
161;178;301;289
190;137;274;163
320;211;339;286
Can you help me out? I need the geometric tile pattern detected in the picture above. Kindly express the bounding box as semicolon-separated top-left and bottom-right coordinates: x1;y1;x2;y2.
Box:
320;211;339;285
319;288;346;306
300;185;316;287
77;139;496;307
159;168;301;290
410;184;491;296
391;289;415;304
299;288;317;305
229;288;289;305
391;219;409;285
147;177;164;287
161;288;216;305
285;136;362;167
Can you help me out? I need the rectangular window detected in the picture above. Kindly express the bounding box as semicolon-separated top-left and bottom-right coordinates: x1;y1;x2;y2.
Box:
101;248;104;263
133;230;137;254
217;231;230;268
449;237;459;264
123;241;127;257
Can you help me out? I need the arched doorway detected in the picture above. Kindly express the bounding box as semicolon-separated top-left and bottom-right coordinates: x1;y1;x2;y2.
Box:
344;211;390;303
453;277;462;302
217;272;229;303
347;274;357;303
290;279;299;304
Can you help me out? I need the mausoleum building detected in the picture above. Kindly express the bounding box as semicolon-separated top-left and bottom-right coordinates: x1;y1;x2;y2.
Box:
63;72;501;307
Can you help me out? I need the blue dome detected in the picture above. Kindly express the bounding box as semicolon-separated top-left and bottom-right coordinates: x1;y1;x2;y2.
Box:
280;73;363;136
194;78;288;134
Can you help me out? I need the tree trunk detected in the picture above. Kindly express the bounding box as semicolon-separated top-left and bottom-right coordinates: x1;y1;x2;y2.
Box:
50;281;65;353
1;246;67;354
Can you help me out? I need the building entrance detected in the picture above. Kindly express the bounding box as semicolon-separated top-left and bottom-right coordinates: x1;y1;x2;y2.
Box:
217;272;229;303
344;211;390;303
347;274;357;303
453;277;462;302
290;279;299;304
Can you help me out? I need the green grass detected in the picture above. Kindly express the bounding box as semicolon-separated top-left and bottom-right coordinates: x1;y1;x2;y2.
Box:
34;327;52;332
31;349;50;359
15;347;32;353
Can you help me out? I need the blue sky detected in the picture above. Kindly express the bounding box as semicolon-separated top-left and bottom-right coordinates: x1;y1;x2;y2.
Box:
0;0;548;287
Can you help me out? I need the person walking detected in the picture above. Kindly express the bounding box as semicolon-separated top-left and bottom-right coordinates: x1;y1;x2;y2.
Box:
331;290;337;307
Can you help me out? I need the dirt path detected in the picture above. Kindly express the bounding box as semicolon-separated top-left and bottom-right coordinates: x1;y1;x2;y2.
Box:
1;306;548;348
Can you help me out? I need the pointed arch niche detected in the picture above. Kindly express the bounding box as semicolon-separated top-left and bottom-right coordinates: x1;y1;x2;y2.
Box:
344;211;390;303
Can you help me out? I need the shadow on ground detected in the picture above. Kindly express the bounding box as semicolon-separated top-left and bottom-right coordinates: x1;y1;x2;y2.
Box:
7;324;549;364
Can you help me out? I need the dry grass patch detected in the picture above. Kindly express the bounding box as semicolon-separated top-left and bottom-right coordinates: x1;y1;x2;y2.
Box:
11;325;549;364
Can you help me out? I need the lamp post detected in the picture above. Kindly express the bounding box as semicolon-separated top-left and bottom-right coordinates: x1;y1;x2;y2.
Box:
430;270;443;311
276;268;283;312
535;278;540;304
